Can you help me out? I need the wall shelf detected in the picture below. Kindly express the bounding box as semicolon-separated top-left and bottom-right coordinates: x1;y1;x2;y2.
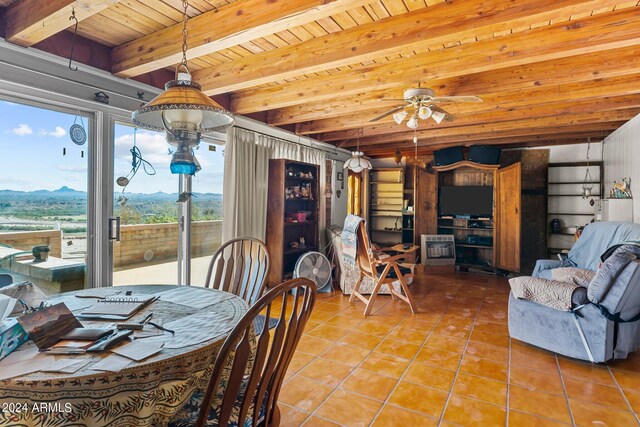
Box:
546;161;603;257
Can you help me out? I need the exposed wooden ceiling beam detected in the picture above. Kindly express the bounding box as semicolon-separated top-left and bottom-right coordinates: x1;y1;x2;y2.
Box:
192;0;622;95
230;7;640;114
317;73;640;140
303;92;640;136
365;137;607;157
4;0;119;46
360;132;609;157
111;0;374;77
267;45;640;126
338;111;634;147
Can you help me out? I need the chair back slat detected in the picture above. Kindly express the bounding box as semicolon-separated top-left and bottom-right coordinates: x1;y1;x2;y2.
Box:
205;237;270;306
240;305;273;424
196;278;316;427
356;222;376;275
220;333;252;424
268;295;305;409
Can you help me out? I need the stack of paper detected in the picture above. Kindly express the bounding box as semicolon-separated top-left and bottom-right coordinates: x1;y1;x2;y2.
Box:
0;294;16;323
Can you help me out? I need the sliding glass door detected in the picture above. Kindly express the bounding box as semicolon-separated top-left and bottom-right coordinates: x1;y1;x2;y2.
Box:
0;98;91;293
110;121;225;287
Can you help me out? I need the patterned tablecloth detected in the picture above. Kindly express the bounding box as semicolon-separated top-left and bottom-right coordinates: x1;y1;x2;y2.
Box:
0;285;248;427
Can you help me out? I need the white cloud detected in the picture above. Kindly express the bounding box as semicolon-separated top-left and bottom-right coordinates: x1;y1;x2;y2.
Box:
39;126;67;137
115;132;172;167
11;124;33;136
57;165;87;173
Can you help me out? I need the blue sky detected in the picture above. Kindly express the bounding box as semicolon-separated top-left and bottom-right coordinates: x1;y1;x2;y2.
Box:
0;99;224;194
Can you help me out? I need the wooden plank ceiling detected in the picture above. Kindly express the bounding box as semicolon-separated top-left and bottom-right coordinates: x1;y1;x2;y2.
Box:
2;0;640;157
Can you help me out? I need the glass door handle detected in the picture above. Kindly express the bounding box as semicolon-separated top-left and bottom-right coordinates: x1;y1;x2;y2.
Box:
108;217;121;241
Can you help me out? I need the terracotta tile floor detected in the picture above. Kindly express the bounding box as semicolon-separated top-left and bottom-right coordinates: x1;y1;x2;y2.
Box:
277;272;640;426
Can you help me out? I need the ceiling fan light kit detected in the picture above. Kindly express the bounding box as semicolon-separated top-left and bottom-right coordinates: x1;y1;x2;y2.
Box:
406;114;419;129
431;110;446;124
418;106;432;120
393;110;408;124
371;86;483;129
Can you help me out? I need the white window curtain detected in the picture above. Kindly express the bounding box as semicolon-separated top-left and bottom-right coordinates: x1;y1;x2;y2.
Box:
223;127;327;246
222;127;269;242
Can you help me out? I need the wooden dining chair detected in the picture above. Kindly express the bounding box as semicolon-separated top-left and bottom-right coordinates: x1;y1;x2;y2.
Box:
350;220;418;316
170;278;316;427
205;237;270;306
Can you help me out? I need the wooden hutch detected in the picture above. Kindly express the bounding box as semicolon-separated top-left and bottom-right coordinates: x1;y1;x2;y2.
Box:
433;161;521;273
265;159;320;285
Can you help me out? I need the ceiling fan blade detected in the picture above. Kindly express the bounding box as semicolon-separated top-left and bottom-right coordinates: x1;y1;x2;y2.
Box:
380;98;411;102
432;95;483;103
369;105;406;122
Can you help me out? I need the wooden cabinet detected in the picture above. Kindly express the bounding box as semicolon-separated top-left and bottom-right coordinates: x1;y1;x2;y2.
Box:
433;161;521;273
495;162;521;272
265;159;319;285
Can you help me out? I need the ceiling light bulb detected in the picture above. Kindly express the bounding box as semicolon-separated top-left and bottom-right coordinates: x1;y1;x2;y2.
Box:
393;110;408;125
406;115;419;129
164;109;204;128
431;110;445;124
418;106;432;120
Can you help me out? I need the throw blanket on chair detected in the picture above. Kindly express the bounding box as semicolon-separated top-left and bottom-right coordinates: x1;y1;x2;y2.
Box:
509;276;581;311
551;267;596;287
341;215;364;266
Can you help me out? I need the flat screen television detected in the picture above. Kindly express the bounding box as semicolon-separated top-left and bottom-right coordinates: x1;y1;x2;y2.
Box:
439;186;493;217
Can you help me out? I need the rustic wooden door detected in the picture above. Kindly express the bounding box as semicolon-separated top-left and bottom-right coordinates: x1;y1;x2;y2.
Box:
494;162;521;272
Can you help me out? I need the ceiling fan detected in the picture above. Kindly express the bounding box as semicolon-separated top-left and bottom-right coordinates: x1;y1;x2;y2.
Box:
370;87;483;128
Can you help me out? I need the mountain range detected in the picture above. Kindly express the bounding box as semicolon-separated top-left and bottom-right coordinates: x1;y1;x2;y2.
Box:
0;187;222;199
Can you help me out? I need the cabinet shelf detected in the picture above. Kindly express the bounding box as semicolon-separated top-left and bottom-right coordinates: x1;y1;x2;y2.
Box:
548;194;601;197
439;225;493;230
548;181;600;185
456;243;494;249
371;229;402;233
284;221;316;226
547;212;594;216
438;217;493;221
283;248;308;256
285;176;316;181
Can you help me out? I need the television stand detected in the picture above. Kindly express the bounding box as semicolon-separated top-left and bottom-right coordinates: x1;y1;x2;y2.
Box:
438;217;495;271
433;160;522;273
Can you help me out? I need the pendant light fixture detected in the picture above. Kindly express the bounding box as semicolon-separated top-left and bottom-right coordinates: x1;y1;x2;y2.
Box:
582;138;594;199
344;128;372;173
131;0;234;286
132;0;234;175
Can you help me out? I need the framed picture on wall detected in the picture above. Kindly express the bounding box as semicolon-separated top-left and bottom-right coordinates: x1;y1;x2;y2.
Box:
337;172;344;181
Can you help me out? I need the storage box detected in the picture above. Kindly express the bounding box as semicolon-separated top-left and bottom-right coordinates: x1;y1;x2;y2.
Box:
0;318;29;361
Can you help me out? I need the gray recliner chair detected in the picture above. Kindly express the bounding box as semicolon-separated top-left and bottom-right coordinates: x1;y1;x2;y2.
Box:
532;221;640;279
509;245;640;363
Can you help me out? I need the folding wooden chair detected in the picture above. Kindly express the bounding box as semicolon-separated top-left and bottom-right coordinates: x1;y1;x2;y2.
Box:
349;221;418;316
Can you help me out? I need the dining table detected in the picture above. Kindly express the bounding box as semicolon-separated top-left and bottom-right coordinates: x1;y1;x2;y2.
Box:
0;284;249;427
